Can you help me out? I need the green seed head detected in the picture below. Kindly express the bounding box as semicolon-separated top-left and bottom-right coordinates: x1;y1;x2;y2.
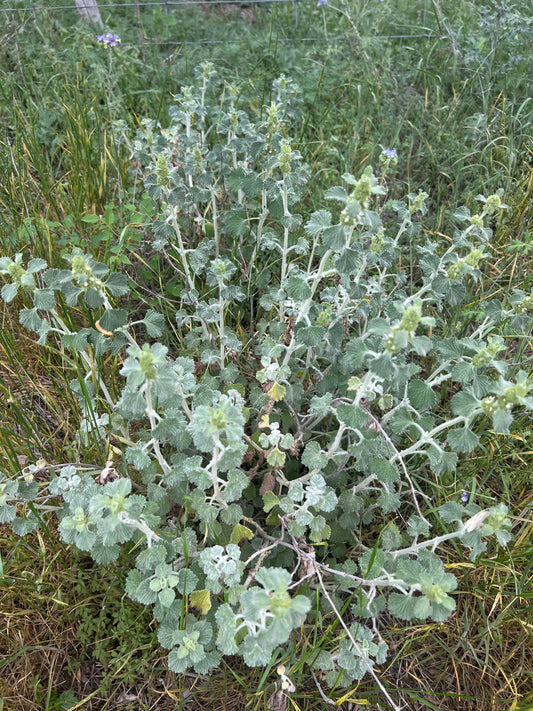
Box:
447;263;462;280
485;194;502;216
71;255;88;274
270;589;292;616
472;349;492;368
7;262;28;287
422;583;449;605
409;190;428;215
399;305;421;333
481;396;497;415
210;408;228;431
155;154;171;187
465;249;483;268
352;172;372;206
202;61;213;79
138;349;157;381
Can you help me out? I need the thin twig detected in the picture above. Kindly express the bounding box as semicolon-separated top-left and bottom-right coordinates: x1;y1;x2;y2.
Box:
312;560;402;711
366;411;430;524
310;670;336;706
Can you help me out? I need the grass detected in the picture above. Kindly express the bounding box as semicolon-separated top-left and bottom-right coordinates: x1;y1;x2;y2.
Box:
1;0;533;708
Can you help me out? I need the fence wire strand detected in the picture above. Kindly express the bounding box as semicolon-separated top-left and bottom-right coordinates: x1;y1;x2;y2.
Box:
4;0;318;11
0;0;435;44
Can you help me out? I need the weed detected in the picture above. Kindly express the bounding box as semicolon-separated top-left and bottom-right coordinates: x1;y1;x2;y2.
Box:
1;1;532;709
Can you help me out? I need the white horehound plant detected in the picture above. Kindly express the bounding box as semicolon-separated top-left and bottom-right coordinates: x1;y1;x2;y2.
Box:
1;63;530;708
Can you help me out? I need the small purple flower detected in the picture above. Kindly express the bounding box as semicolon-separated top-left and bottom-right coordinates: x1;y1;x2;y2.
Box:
97;32;121;47
461;491;469;503
317;0;328;5
381;148;397;159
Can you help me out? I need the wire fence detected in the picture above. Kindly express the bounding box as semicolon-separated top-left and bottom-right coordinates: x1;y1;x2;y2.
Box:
1;0;317;10
0;0;437;49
